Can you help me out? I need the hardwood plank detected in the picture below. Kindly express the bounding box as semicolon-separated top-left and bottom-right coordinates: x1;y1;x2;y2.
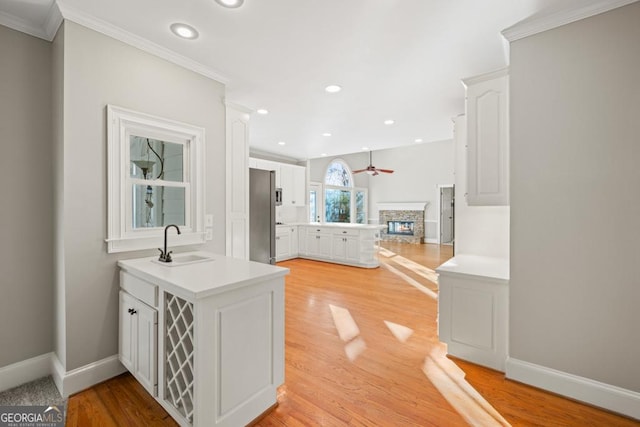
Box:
66;243;639;427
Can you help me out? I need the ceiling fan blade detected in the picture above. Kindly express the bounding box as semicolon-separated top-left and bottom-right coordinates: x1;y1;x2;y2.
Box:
353;168;368;174
376;168;394;174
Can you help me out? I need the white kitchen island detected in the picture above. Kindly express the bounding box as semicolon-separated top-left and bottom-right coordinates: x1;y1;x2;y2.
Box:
117;251;289;427
277;223;386;268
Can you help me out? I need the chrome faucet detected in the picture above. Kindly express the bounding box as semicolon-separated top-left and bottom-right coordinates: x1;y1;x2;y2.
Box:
158;224;181;262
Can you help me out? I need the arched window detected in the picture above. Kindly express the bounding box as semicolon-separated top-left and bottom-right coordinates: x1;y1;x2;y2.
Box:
323;159;366;224
324;159;352;187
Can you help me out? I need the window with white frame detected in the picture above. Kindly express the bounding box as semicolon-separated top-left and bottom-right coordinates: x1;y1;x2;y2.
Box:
106;105;205;253
323;159;367;224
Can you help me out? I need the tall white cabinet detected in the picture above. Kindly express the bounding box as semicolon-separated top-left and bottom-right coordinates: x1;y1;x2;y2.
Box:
463;68;509;206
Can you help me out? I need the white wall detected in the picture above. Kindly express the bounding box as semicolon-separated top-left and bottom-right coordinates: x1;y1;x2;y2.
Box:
54;21;226;371
368;141;454;241
0;25;53;368
510;2;640;393
453;115;509;258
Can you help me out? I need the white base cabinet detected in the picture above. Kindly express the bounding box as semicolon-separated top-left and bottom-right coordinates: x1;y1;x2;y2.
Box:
118;253;288;427
119;290;158;397
276;225;298;261
297;224;383;268
436;255;509;372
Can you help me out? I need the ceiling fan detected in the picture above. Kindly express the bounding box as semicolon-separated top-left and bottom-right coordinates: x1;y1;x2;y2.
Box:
353;151;394;176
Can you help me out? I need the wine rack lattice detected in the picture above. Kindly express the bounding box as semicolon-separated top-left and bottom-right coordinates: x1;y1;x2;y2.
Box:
165;293;195;424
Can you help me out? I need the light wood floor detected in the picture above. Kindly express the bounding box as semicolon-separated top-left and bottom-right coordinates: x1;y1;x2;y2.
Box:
67;243;639;426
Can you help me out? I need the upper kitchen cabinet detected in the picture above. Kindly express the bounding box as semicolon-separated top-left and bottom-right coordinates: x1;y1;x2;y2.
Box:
280;164;306;206
462;68;509;206
250;158;306;206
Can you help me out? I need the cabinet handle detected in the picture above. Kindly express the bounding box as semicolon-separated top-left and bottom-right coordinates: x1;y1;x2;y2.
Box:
128;308;137;315
316;236;320;239
343;231;347;234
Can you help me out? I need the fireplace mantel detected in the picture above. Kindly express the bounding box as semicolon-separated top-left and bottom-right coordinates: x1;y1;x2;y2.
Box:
377;202;429;211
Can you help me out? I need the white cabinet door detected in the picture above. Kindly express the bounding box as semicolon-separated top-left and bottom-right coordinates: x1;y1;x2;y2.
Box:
135;301;158;395
280;165;293;205
464;68;509;206
289;227;298;255
119;291;136;373
331;232;360;263
275;229;291;261
291;166;306;206
119;290;158;397
306;229;331;258
297;227;307;255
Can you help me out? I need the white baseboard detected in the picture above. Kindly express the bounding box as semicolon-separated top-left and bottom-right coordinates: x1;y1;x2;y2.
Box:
506;358;640;420
0;353;54;393
52;354;125;397
425;238;439;244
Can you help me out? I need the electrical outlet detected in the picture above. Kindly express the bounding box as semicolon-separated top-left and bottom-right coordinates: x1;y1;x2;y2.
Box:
205;228;213;240
205;214;213;227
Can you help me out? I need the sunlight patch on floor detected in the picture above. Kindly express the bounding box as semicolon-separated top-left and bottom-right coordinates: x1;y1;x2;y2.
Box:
389;255;439;285
384;321;414;343
378;247;397;258
381;262;438;300
329;304;367;361
423;348;511;427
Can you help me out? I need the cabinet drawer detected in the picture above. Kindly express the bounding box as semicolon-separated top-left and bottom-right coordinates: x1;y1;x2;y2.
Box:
121;272;158;308
333;229;359;237
307;228;328;235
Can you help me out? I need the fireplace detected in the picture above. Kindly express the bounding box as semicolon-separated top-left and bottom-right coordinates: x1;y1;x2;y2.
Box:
377;202;428;244
387;221;415;236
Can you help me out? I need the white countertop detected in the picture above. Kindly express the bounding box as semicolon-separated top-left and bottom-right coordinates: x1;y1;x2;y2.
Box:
436;255;509;282
290;222;386;230
118;251;289;301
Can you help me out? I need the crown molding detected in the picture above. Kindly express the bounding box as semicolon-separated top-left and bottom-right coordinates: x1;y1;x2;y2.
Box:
462;67;509;88
0;9;50;40
44;2;63;41
502;0;639;42
54;0;229;84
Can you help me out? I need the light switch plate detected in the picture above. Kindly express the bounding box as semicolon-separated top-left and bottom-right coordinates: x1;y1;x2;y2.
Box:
205;228;213;241
205;214;213;227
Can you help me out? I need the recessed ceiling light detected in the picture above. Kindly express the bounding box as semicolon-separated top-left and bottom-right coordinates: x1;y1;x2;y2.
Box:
384;119;395;125
414;138;423;143
321;153;328;157
256;109;269;115
278;141;286;146
214;0;244;8
322;132;332;137
325;85;342;93
362;146;369;151
170;23;199;40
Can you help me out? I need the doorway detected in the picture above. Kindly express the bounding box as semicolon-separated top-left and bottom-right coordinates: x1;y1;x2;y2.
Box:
439;185;454;246
309;182;323;223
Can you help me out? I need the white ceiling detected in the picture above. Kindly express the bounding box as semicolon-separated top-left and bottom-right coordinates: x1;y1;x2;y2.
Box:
0;0;597;160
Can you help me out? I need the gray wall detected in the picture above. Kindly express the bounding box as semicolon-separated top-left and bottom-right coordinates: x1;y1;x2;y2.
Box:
0;25;53;368
55;21;226;371
510;3;640;392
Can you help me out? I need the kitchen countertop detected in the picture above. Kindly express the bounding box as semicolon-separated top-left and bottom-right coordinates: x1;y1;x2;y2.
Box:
435;255;509;282
277;222;386;230
118;251;289;301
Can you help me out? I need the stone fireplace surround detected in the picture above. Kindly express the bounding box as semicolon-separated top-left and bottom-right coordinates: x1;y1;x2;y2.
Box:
378;202;428;244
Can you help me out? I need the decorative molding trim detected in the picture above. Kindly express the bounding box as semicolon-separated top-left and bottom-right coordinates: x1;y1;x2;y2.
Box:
52;354;125;398
502;0;639;42
462;67;509;88
377;202;429;211
54;0;229;84
0;353;53;393
506;358;640;420
44;1;63;41
0;10;50;40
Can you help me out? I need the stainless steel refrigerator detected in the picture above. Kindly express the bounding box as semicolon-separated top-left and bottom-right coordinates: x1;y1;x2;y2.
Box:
249;168;276;264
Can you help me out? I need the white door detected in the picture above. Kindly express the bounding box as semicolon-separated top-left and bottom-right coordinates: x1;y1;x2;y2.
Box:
309;182;323;222
440;186;454;245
